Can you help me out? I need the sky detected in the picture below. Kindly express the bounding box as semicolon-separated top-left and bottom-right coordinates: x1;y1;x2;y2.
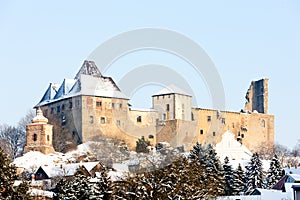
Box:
0;1;299;148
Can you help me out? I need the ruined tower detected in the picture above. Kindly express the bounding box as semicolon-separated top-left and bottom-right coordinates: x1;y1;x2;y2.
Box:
244;78;269;114
24;107;55;154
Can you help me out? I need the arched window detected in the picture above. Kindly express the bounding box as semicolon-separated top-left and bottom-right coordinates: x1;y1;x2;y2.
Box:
262;119;265;128
148;135;154;139
33;134;37;142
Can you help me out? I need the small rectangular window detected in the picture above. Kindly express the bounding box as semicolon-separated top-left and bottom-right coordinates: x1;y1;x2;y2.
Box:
207;116;211;122
222;118;226;124
101;117;106;124
200;130;204;135
112;103;115;109
51;107;54;114
90;116;94;124
166;104;170;111
119;103;122;109
213;131;216;136
69;102;73;109
57;106;60;113
116;120;120;126
96;101;102;107
137;116;142;123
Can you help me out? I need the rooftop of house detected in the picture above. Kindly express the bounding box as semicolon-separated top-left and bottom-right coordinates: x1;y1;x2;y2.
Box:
35;60;129;107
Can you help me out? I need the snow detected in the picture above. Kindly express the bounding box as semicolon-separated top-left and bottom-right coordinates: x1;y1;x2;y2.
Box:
53;78;76;99
215;131;252;161
13;142;94;172
253;188;292;200
13;151;64;171
152;84;191;97
284;167;300;175
36;61;129;107
29;188;53;198
129;108;157;112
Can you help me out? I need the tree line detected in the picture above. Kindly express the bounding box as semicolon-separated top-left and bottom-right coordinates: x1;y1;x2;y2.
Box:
54;142;285;199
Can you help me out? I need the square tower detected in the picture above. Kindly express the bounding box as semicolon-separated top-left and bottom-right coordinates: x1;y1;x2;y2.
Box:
152;85;192;121
24;108;55;154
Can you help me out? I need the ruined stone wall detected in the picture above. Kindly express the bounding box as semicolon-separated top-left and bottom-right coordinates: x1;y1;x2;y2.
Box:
194;108;274;152
245;78;269;114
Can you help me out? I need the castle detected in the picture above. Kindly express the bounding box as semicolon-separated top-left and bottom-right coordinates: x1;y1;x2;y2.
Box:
26;60;274;153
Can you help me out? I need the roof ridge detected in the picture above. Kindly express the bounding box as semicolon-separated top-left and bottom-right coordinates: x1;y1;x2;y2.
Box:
74;60;102;79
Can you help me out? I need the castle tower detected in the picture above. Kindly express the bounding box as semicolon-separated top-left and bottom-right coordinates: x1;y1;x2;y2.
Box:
244;78;269;114
24;108;55;154
152;85;192;121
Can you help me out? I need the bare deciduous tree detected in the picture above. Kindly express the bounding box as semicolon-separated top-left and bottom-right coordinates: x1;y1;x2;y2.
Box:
274;143;291;166
0;124;23;159
0;109;35;159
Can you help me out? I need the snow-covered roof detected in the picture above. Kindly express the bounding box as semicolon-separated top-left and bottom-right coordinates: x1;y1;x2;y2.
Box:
129;108;157;112
29;189;53;198
287;173;300;182
35;60;129;107
250;188;291;199
38;83;60;103
215;131;252;161
285;183;300;194
152;84;191;97
37;161;100;178
284;167;300;175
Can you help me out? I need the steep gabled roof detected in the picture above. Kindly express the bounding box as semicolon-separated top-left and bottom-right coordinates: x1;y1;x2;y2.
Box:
35;162;100;178
74;60;102;79
152;84;191;97
35;60;128;107
38;83;60;103
53;79;76;99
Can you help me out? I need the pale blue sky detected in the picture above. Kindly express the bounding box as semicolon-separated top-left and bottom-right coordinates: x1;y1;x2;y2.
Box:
0;1;299;148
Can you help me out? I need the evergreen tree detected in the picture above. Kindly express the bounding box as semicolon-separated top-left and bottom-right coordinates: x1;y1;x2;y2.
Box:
189;142;205;162
0;147;29;199
90;171;113;199
55;174;92;199
232;163;246;195
202;144;225;196
245;152;265;193
223;156;234;195
266;154;283;189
